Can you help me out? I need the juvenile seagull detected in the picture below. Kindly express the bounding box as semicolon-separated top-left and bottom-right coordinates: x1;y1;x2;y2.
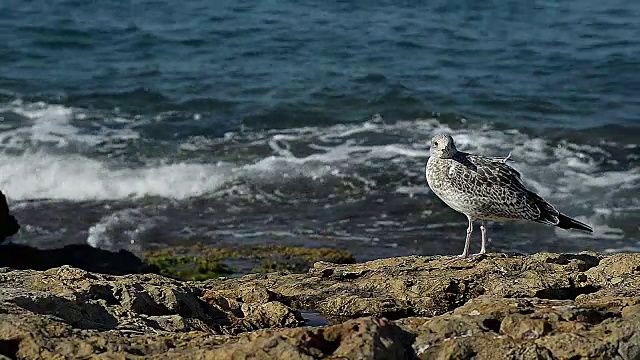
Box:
426;134;593;259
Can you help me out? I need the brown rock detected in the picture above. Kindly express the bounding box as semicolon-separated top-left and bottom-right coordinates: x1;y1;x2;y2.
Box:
0;252;639;358
145;315;213;332
155;317;414;360
204;252;608;320
240;301;304;329
500;314;550;340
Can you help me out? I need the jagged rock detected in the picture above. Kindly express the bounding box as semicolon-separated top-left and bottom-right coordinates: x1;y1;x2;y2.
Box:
0;252;639;358
145;315;213;332
0;243;156;275
153;317;414;360
202;252;604;320
397;295;637;359
201;286;304;333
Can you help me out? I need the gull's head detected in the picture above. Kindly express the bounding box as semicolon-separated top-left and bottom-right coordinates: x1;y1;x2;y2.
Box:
430;134;457;159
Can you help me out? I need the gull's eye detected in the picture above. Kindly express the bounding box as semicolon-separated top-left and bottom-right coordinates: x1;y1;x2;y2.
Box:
434;141;439;147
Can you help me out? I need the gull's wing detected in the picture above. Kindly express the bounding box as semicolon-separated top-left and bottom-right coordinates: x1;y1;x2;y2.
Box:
447;153;560;223
466;154;525;189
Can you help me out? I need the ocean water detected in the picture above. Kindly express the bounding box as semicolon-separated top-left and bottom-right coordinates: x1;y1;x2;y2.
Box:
0;0;639;260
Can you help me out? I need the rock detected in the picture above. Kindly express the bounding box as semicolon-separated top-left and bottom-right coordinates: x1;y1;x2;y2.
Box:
145;315;212;332
240;301;304;329
0;252;639;358
201;286;304;333
500;313;551;340
0;244;156;275
0;190;19;243
156;317;415;360
204;252;605;320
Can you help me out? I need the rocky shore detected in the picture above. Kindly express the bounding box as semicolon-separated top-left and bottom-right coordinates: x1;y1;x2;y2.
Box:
0;250;639;359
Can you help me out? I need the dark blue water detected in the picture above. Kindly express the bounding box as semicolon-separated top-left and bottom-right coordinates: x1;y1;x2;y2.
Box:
0;0;639;259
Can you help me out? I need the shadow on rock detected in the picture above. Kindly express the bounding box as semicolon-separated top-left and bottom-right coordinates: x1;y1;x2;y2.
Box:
0;244;158;275
0;190;155;275
12;293;119;330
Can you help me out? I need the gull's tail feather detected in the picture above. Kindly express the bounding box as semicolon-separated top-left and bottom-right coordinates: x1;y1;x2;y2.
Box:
556;213;593;233
528;191;593;233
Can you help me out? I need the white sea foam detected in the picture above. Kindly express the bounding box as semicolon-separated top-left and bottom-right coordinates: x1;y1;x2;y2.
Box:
0;116;635;209
0;101;638;244
0;152;231;200
604;245;640;253
231;117;638;240
554;217;625;240
86;208;156;250
0;100;140;149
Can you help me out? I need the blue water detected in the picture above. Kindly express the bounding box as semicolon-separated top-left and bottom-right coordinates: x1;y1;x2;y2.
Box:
0;0;639;258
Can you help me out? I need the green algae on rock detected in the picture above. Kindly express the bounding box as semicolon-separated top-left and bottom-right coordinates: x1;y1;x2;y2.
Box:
146;255;234;281
143;244;355;280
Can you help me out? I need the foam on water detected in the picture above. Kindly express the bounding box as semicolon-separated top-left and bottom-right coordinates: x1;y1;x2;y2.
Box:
1;112;637;206
1;102;638;246
232;117;638;242
604;245;640;254
0;100;141;150
0;148;349;201
0;152;231;200
554;219;625;241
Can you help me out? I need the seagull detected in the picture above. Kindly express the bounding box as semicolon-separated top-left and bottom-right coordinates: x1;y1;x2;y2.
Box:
425;134;593;260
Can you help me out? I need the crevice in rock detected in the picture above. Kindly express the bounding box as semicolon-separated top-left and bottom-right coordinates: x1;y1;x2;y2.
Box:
315;308;416;326
482;318;502;333
380;308;416;321
86;284;118;305
307;330;341;355
443;280;485;315
318;269;370;280
570;309;620;325
341;270;369;280
0;338;21;359
535;285;600;300
562;254;602;271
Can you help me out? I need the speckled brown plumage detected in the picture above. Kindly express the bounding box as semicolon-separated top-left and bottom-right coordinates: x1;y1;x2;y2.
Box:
425;134;593;259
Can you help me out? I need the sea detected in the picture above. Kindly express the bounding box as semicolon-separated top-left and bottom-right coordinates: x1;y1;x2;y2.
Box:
1;0;639;260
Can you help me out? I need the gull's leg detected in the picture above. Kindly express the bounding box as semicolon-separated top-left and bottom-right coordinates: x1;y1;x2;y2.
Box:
444;215;473;263
479;221;487;254
461;215;473;257
479;221;487;255
467;220;488;261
